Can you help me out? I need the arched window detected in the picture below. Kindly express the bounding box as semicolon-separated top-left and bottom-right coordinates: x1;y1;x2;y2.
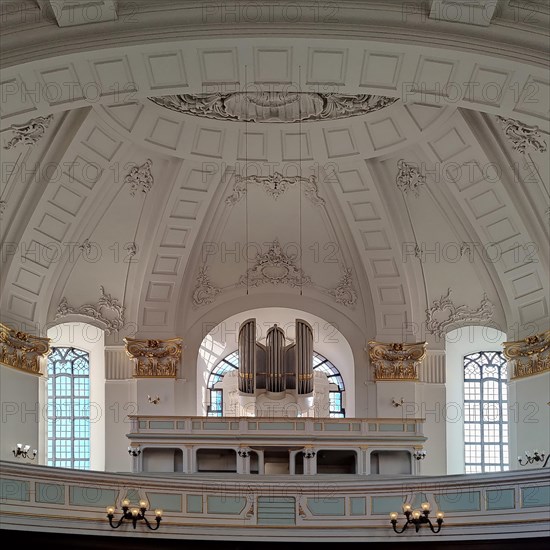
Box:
464;351;509;473
206;350;345;417
47;347;90;469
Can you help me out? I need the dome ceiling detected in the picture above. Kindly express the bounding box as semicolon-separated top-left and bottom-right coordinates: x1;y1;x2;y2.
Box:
0;0;548;356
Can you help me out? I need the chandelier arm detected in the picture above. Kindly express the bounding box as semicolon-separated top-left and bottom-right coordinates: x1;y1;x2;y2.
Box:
143;515;162;531
391;520;410;534
107;514;126;529
543;455;550;468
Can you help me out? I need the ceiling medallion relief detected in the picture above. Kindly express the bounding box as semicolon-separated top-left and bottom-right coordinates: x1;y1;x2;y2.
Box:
239;239;312;288
3;114;53;149
396;159;426;196
425;289;495;338
192;241;358;310
124;337;182;378
149;92;398;123
496;116;548;154
55;286;125;334
226;172;325;207
125;158;154;196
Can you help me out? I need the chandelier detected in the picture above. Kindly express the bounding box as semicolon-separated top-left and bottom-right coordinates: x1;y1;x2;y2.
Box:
390;502;444;534
106;499;162;530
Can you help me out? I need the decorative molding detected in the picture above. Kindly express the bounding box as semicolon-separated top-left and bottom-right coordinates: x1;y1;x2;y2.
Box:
367;341;427;381
239;239;312;288
396;159;426;196
0;323;50;375
302;447;316;459
125;242;137;258
55;286;125;334
79;239;92;254
0;200;6;217
124;337;183;378
3;115;53;149
192;266;221;308
238;447;251;458
503;330;550;379
496;116;548;154
149;92;398;123
425;289;494;338
245;499;255;519
125;159;154;197
226;172;325;206
328;268;358;307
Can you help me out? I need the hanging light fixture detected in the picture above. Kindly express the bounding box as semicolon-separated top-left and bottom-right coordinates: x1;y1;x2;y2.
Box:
390;502;444;534
106;499;162;530
518;450;548;467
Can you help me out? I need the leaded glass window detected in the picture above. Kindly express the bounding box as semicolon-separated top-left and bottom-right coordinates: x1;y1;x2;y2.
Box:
464;351;509;473
47;347;90;469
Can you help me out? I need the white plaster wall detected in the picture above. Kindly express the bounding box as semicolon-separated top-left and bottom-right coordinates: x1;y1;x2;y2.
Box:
0;365;41;463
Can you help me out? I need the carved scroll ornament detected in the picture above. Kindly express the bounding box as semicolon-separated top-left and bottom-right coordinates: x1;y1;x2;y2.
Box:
0;323;50;375
124;337;183;378
368;340;427;381
503;330;550;379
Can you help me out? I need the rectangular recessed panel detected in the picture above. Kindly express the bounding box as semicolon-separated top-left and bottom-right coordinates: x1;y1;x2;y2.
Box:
349;201;379;221
518;298;548;324
69;486;117;507
371;496;405;515
361;229;390;250
281;131;312;161
324;423;350;431
366;118;404;150
50;184;85;216
152;255;181;275
35;212;69;242
486;488;515;510
21;239;54;268
36;483;65;504
146;117;183;150
429;128;469;162
514;77;550;121
464;66;510;106
371;258;399;278
146;282;174;302
192;127;225;158
182;168;216;191
337;169;367;193
38;65;84;105
187;494;203;513
307;48;348;85
171;199;200;220
149;421;174;429
435;492;481;512
511;272;543;299
307;498;345;515
467;189;504;218
13;267;44;295
379;423;405;431
146;52;188;89
8;293;36;321
379;286;406;305
0;78;37;118
350;497;366;515
360;52;402;89
258;422;295;430
323;128;357;158
64;154;103;189
448;159;484;191
238;131;267;160
202;422;229;430
254;48;292;83
1;479;30;501
143;308;168;326
160;226;189;248
412;57;456;95
147;492;182;512
257;497;295;525
485;218;520;244
382;312;407;330
207;496;246;514
91;57;136;97
199;49;239;84
521;485;550;508
83;126;121;161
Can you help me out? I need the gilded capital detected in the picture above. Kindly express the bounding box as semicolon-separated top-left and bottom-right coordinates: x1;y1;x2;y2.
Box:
367;340;427;381
124;336;182;378
503;330;550;379
0;323;51;375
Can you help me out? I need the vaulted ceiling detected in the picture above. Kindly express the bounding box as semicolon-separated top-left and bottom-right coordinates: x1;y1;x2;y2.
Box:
1;0;548;354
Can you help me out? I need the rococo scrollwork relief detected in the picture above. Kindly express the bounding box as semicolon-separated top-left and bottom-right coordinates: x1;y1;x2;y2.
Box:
149;92;398;123
124;337;183;378
0;323;51;375
503;330;550;379
368;341;427;381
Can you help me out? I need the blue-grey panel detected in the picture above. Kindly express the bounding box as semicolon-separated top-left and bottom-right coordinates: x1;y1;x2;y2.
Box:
371;496;405;515
147;492;181;512
149;421;174;429
257;496;295;525
207;496;246;514
379;424;404;432
36;482;65;504
521;485;550;508
187;494;203;513
324;423;350;431
258;422;295;430
202;422;229;430
307;497;345;515
69;486;117;507
125;489;141;503
487;488;515;510
0;479;29;501
435;492;481;512
350;497;366;515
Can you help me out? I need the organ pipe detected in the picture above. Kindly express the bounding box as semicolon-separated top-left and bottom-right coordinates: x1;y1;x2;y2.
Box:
266;325;285;392
238;319;256;393
296;319;313;394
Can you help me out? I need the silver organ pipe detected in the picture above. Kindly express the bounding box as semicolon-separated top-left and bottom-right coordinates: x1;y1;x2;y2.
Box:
266;324;285;392
238;319;256;393
296;319;313;394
